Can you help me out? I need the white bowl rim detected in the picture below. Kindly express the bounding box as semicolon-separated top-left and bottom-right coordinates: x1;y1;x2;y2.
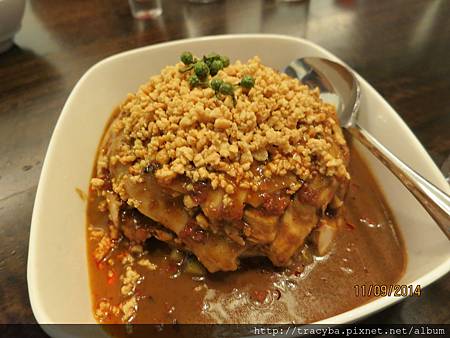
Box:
28;33;450;326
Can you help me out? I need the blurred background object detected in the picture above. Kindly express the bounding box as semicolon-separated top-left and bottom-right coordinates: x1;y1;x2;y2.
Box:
188;0;219;3
129;0;162;19
183;0;309;37
0;0;26;53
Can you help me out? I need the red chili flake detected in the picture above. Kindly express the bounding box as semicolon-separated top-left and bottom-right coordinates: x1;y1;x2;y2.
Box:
96;261;106;270
179;221;206;243
351;182;360;189
107;272;116;285
191;230;206;242
298;185;318;204
262;192;290;215
166;264;178;274
251;289;268;303
179;224;193;238
346;222;355;230
222;203;244;221
179;226;191;239
190;182;208;204
103;181;113;192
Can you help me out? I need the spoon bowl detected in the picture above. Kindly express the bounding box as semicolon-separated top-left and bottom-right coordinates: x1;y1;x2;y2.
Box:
285;57;450;239
285;57;360;128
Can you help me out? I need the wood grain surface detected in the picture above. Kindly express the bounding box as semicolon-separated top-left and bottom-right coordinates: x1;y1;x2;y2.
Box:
0;0;449;332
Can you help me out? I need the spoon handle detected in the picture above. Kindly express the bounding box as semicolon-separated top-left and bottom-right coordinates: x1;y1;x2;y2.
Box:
348;124;450;240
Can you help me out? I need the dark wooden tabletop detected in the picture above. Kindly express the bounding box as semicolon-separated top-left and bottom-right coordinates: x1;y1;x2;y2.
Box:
0;0;449;332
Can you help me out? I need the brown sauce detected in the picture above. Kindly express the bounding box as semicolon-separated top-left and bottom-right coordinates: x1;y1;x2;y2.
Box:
86;142;406;324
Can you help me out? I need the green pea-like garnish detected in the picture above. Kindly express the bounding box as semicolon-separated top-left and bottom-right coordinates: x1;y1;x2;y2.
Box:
189;74;200;87
219;82;234;96
240;75;255;89
180;51;194;65
210;78;223;91
210;60;224;76
194;61;209;79
220;55;230;67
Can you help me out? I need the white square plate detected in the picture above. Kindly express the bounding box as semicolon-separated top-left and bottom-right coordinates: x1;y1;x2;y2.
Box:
28;34;450;336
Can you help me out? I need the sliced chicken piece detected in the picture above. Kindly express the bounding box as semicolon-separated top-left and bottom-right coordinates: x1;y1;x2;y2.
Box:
268;197;318;266
120;208;176;244
224;225;246;246
121;220;153;243
310;217;338;256
200;188;224;221
222;188;248;221
243;208;279;244
183;233;245;272
245;191;264;208
122;174;189;235
297;176;339;212
105;191;121;227
157;175;189;197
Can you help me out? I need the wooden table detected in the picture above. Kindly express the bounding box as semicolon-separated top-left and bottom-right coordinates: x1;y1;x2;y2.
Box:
0;0;449;332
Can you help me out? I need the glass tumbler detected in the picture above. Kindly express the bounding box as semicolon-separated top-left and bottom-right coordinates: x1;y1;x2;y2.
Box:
187;0;218;3
128;0;163;20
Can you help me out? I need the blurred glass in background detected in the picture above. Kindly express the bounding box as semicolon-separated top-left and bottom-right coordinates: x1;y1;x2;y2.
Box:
0;0;26;53
188;0;219;3
182;0;310;37
129;0;162;19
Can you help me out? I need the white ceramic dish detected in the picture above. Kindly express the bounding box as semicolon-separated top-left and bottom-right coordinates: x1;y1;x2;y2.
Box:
28;34;450;336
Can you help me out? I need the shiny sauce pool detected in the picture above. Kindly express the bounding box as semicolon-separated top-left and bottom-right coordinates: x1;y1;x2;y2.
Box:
86;144;406;324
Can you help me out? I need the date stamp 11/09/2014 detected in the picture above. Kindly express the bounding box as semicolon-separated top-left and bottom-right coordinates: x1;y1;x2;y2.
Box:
354;284;422;297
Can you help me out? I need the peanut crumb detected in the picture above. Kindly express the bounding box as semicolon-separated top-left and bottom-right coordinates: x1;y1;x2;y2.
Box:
121;296;138;322
137;258;157;270
120;266;141;296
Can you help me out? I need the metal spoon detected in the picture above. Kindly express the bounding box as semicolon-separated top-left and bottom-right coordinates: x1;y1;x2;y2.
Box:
285;57;450;239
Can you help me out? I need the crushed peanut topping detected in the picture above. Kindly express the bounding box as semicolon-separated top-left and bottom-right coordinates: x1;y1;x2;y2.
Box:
95;299;120;322
121;296;138;322
120;266;141;296
94;233;112;262
137;258;157;270
102;56;349;195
